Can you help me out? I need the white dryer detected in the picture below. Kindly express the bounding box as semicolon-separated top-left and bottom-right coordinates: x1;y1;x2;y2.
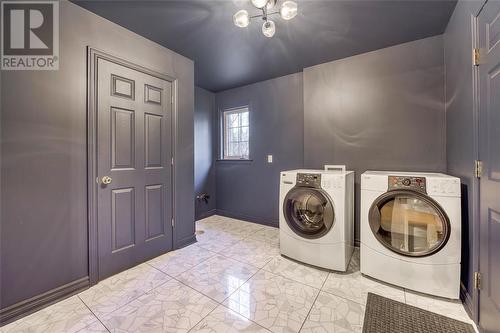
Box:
279;169;355;271
360;171;461;299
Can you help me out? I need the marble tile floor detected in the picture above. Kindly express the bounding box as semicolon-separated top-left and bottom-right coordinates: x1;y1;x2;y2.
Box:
1;215;477;333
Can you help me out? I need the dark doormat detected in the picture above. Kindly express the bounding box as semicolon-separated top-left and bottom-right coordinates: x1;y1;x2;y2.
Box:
363;293;475;333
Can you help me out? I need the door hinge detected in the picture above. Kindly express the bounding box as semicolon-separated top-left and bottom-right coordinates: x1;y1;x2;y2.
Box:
171;157;174;166
475;160;483;178
171;218;175;228
474;271;482;290
473;48;480;66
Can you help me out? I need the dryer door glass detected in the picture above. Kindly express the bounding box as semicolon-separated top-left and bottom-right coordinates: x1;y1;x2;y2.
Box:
283;188;334;239
369;190;450;257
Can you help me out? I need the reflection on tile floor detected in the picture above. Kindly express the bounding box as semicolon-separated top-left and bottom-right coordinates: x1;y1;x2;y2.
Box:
100;279;218;332
262;256;329;289
224;270;319;333
191;305;270;333
2;215;476;333
177;255;259;302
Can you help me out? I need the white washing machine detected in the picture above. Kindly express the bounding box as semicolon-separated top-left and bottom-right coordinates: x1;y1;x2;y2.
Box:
279;169;354;271
360;171;461;299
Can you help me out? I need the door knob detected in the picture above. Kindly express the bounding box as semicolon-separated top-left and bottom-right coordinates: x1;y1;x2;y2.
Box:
101;176;112;185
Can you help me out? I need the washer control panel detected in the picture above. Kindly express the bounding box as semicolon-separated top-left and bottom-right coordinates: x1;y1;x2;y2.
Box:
297;173;321;188
429;179;460;196
388;176;426;193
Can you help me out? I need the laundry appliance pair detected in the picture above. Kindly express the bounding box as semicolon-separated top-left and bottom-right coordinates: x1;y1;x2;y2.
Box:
279;169;461;299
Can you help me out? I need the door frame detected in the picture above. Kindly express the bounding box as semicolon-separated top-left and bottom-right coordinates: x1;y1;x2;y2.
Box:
472;0;489;327
472;7;480;325
87;47;177;285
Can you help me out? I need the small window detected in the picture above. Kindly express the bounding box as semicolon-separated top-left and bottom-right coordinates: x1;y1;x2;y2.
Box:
222;107;249;160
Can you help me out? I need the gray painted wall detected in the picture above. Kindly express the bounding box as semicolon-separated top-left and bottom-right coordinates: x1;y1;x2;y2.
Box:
443;0;484;310
303;35;447;242
215;73;304;226
194;87;216;220
0;0;194;311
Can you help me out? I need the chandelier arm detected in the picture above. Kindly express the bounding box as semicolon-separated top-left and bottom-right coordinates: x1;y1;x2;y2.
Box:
249;11;279;20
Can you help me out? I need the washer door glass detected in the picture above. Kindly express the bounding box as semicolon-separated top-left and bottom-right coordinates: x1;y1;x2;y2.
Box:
369;190;450;257
283;187;334;239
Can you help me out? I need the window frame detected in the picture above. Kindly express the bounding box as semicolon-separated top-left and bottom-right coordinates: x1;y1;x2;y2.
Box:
221;106;250;160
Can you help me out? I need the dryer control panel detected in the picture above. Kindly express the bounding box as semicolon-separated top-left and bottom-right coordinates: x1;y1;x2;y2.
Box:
388;176;426;193
296;173;321;188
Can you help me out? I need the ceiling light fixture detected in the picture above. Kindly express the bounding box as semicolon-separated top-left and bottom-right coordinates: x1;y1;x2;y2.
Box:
262;20;276;37
251;0;268;9
280;0;298;20
233;10;250;28
233;0;298;38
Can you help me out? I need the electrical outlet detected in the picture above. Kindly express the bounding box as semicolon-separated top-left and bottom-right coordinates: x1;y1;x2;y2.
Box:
267;155;273;163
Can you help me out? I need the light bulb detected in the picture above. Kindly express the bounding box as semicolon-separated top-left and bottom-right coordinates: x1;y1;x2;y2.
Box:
251;0;268;9
233;10;250;28
262;20;276;38
266;0;276;9
280;1;298;20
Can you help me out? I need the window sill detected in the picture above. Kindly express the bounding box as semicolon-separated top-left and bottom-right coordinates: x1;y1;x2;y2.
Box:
216;159;253;162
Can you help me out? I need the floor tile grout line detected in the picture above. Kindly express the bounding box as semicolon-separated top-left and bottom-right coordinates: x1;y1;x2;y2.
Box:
198;221;264;235
77;295;111;333
98;252;227;333
260;264;328;290
157;272;229;333
214;245;276;271
184;224;274;332
173;256;263;306
207;226;282;266
207;265;273;331
145;261;181;280
146;246;219;278
185;304;219;333
107;269;221;333
24;251;210;332
197;219;273;243
191;242;223;256
180;281;222;333
317;254;403;308
318;278;369;307
196;237;245;253
166;230;271;332
140;220;470;332
169;274;223;304
297;276;324;332
81;271;175;324
267;270;323;292
176;263;266;332
225;263;263;301
195;222;277;253
199;226;333;292
227;265;324;333
146;230;271;308
298;271;335;333
319;278;461;316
